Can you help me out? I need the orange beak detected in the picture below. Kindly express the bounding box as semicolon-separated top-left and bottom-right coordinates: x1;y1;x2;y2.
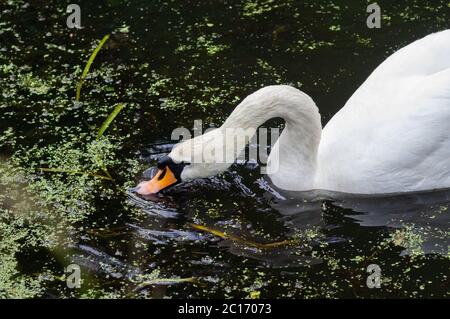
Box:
136;167;178;195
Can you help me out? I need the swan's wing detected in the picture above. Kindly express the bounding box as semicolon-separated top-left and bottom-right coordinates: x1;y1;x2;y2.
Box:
332;29;450;117
319;30;450;193
369;29;450;77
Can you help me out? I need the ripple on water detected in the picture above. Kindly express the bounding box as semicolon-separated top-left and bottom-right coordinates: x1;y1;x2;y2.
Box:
70;146;450;297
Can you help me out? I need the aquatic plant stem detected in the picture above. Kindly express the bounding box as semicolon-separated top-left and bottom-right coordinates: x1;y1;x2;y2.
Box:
190;223;296;249
96;102;126;179
97;103;125;139
75;34;110;101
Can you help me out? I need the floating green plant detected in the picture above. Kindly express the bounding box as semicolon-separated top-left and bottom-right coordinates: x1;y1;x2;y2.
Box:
39;101;126;181
96;102;126;179
75;34;110;101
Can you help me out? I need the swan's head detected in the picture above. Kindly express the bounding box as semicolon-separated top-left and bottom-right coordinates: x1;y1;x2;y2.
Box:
135;130;231;195
135;155;187;195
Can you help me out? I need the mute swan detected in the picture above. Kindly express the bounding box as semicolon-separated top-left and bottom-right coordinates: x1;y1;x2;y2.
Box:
137;30;450;195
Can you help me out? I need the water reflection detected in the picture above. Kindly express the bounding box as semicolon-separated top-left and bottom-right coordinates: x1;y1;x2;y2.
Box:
68;148;449;298
130;144;449;272
271;186;450;256
3;0;449;299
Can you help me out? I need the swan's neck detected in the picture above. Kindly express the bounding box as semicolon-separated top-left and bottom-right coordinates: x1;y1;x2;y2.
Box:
221;85;322;191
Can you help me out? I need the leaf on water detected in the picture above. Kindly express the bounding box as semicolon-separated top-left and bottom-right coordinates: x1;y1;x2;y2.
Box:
39;167;113;180
97;103;125;139
75;34;110;101
190;223;228;239
189;223;296;249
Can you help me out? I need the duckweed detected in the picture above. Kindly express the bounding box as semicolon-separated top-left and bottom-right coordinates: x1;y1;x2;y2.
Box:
0;0;449;299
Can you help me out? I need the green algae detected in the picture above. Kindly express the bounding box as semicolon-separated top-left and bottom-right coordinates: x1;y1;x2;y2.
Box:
0;0;449;299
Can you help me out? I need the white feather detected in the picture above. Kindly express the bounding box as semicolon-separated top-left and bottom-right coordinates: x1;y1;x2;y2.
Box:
169;30;450;194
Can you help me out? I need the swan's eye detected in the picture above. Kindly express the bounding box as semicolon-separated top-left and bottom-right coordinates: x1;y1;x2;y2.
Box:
155;156;189;181
157;156;171;169
157;168;167;180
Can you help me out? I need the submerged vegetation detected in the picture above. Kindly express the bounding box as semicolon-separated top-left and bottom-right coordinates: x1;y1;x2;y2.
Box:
0;0;449;298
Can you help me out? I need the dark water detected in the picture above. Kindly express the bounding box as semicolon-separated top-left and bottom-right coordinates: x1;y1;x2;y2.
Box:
0;0;449;298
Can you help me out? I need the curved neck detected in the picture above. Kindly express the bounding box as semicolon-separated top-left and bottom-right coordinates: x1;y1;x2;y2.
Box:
220;85;322;191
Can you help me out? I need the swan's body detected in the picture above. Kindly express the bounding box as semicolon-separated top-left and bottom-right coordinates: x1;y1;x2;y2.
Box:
317;30;450;193
137;30;450;195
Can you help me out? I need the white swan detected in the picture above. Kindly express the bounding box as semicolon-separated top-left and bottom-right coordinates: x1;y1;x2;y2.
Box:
137;30;450;195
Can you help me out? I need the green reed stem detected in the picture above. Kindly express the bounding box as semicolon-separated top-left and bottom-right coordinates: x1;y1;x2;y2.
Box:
75;34;110;101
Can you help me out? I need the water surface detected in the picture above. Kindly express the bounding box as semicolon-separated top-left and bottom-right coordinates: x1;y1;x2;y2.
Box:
0;0;448;298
